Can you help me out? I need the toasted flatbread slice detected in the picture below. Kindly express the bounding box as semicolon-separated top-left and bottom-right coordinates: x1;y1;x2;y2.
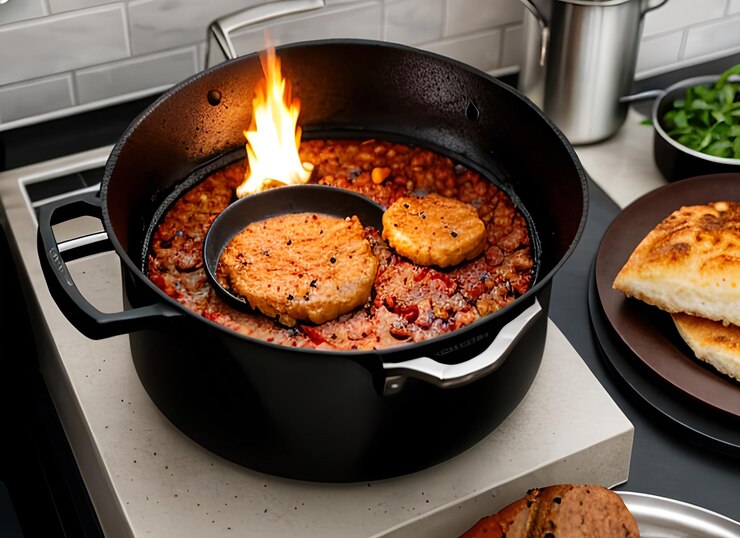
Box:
382;193;486;267
612;201;740;326
672;313;740;382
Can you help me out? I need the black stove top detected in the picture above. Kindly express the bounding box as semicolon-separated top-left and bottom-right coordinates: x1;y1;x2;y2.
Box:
0;96;154;538
0;204;103;537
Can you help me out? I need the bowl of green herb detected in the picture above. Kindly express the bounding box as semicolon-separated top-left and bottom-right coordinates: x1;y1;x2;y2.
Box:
652;64;740;181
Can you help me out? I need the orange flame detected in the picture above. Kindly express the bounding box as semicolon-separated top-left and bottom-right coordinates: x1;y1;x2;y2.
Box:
236;43;313;198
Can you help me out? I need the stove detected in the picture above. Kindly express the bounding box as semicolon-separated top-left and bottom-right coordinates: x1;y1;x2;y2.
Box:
0;145;634;537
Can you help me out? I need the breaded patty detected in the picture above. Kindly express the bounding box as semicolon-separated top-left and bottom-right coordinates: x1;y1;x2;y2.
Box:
382;193;486;267
217;212;379;327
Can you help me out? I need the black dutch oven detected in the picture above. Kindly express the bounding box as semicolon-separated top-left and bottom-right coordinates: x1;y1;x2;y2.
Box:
37;39;588;482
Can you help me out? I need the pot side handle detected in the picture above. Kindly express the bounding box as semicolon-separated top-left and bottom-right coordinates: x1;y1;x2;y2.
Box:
37;192;182;340
382;298;543;395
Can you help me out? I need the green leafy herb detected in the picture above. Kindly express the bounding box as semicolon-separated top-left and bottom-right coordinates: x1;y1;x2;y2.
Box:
661;64;740;159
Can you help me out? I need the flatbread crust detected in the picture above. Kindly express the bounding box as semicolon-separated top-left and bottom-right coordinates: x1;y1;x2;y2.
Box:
612;201;740;326
672;313;740;382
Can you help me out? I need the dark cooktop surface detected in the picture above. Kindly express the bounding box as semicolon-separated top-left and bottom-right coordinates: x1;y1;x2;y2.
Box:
548;175;740;522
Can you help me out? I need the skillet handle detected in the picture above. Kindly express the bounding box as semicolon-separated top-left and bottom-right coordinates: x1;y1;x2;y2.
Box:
382;298;543;395
37;192;182;340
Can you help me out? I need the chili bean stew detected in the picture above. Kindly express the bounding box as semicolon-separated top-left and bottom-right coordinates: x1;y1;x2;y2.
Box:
146;138;535;350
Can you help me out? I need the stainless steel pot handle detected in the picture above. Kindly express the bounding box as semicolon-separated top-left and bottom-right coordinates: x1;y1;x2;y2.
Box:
642;0;669;15
382;298;543;395
517;0;549;67
205;0;325;67
619;88;666;104
37;192;183;340
621;74;740;104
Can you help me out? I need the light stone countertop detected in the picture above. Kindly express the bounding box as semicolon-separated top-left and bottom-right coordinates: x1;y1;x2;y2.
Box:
575;107;667;209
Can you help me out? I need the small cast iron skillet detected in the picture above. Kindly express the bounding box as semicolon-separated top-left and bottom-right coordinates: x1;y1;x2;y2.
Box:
203;183;385;308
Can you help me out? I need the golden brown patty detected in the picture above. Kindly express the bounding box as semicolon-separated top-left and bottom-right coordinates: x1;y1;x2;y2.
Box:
217;212;379;327
382;193;486;267
672;313;740;382
613;201;740;326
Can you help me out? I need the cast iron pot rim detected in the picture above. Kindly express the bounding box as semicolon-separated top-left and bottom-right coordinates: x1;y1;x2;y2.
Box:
101;37;590;357
652;74;740;167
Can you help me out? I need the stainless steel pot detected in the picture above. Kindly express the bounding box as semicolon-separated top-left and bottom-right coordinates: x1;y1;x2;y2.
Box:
518;0;669;145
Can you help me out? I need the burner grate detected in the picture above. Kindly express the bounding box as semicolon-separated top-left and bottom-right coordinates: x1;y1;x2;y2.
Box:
24;167;104;219
25;167;103;203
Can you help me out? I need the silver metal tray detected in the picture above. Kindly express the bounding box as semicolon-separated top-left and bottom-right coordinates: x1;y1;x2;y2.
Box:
619;492;740;537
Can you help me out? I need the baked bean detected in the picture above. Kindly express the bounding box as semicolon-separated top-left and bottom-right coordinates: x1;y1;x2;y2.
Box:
146;139;534;350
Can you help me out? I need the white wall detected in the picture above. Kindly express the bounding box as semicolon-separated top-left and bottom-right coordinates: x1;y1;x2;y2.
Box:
0;0;738;130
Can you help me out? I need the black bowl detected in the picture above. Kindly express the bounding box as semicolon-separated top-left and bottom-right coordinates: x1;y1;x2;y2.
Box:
652;74;740;182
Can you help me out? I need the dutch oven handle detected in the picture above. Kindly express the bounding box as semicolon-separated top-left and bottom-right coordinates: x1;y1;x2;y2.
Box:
37;191;183;340
205;0;325;66
382;298;543;395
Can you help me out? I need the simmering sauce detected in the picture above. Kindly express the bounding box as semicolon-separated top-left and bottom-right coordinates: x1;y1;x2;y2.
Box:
146;139;534;350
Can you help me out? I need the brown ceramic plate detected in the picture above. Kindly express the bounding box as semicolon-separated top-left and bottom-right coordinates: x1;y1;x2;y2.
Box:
594;173;740;420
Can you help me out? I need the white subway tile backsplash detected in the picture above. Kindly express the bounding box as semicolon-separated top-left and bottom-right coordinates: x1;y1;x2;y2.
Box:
0;74;74;123
49;0;122;13
635;30;682;75
385;0;443;45
445;0;522;37
228;2;382;57
0;5;129;86
683;14;740;60
128;0;263;56
423;29;501;73
642;0;726;37
0;0;739;128
0;0;47;25
501;24;522;69
75;47;198;104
